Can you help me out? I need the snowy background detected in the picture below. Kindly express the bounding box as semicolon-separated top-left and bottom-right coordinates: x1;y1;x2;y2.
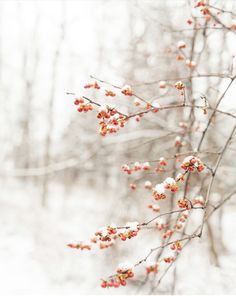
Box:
1;0;236;295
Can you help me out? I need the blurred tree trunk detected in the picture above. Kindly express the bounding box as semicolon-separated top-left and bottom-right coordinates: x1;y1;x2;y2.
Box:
17;8;40;170
41;10;66;206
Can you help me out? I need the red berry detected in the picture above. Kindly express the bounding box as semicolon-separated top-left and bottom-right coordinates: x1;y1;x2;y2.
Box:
101;281;107;288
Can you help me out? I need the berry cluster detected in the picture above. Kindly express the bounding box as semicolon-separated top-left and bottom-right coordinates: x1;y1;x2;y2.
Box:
195;1;210;17
170;241;182;252
118;222;140;241
121;161;151;175
177;198;192;210
186;59;197;69
159;157;168;166
74;98;93;112
156;218;168;231
164;177;178;192
174;210;189;230
152;183;166;200
181;156;205;172
163;254;176;263
176;40;197;69
157;211;189;241
177;40;186;49
134;114;143;122
72;81;134;137
144;241;183;277
162;229;174;239
147;203;160;212
93;222;140;246
174;81;185;90
121;85;133;96
67;222;141;254
84;81;101;89
195;0;206;7
101;262;134;288
162;242;183;264
105;89;116;97
97;105;117;119
146;262;158;274
94;224;118;242
90;234;115;249
97;105;126;136
176;54;185;61
152;177;178;201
